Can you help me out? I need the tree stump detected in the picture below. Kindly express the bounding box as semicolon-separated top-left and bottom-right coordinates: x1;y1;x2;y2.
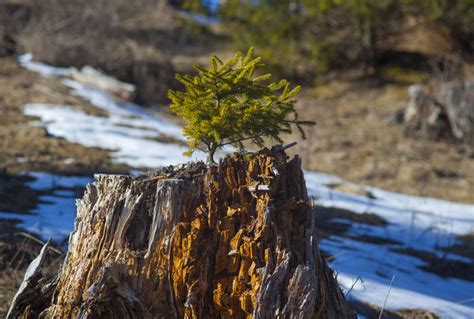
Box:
404;81;474;146
9;150;355;318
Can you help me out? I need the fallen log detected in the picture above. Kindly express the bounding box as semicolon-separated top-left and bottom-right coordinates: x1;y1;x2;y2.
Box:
69;66;136;101
8;150;355;318
404;81;474;145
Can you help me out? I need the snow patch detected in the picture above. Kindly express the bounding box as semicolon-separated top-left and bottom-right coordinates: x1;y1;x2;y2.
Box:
306;171;474;317
0;173;91;242
18;53;72;77
23;103;204;168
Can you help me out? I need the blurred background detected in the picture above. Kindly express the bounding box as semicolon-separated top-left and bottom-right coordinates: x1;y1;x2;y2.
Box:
1;0;473;200
0;0;473;317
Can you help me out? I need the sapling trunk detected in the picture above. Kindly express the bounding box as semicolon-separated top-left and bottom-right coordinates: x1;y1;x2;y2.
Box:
207;143;218;164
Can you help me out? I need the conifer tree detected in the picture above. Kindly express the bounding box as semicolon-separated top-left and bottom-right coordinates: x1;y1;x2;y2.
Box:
168;48;315;163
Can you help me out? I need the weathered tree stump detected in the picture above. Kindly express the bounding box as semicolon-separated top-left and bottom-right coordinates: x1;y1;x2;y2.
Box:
9;150;354;318
404;81;474;145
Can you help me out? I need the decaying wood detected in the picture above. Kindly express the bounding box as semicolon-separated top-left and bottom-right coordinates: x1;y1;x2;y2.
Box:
438;80;474;145
404;81;474;145
7;240;57;319
69;66;136;101
9;150;354;318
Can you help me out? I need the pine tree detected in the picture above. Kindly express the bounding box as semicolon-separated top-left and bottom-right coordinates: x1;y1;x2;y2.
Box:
168;48;315;163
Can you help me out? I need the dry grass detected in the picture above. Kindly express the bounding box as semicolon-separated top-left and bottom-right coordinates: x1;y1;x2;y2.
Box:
349;300;441;319
0;268;24;317
0;57;129;175
10;0;227;106
286;71;474;203
0;219;64;317
390;247;473;281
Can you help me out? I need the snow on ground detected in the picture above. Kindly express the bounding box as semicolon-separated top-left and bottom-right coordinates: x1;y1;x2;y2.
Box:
10;55;474;318
0;173;91;243
20;56;207;168
23;103;198;168
18;54;71;77
305;171;474;317
305;171;474;237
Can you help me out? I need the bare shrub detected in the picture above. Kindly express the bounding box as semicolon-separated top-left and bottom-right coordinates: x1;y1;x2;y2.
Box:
21;0;174;66
17;0;186;105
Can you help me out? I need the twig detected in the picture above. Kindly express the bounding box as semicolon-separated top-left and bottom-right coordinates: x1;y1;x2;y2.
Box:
15;232;63;255
345;275;363;298
325;250;348;262
378;275;396;319
272;142;297;151
454;297;474;305
9;236;28;269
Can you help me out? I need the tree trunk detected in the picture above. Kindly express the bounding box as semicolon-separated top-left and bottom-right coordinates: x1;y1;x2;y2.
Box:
8;149;355;318
207;143;218;164
438;80;474;146
368;22;379;76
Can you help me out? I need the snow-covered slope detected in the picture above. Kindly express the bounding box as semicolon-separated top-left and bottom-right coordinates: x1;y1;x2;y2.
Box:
1;55;471;318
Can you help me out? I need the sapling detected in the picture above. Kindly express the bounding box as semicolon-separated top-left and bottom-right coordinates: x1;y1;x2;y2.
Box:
168;48;314;163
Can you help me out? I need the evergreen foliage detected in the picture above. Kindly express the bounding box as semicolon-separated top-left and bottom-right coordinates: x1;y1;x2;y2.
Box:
406;0;474;54
217;0;473;81
219;0;322;83
168;48;314;163
172;0;217;15
218;0;401;79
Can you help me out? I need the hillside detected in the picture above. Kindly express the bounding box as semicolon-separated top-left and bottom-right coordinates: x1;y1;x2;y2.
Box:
0;1;473;318
0;54;472;318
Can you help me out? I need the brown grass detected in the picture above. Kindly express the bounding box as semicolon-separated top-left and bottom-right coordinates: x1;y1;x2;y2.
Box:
286;71;474;203
349;300;441;319
0;219;64;317
0;57;129;176
11;0;227;106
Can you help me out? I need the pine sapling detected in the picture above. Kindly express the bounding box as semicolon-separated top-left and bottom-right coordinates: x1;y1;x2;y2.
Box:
168;48;315;163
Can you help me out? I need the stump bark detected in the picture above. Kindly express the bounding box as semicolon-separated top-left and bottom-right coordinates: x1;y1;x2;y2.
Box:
9;150;354;318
